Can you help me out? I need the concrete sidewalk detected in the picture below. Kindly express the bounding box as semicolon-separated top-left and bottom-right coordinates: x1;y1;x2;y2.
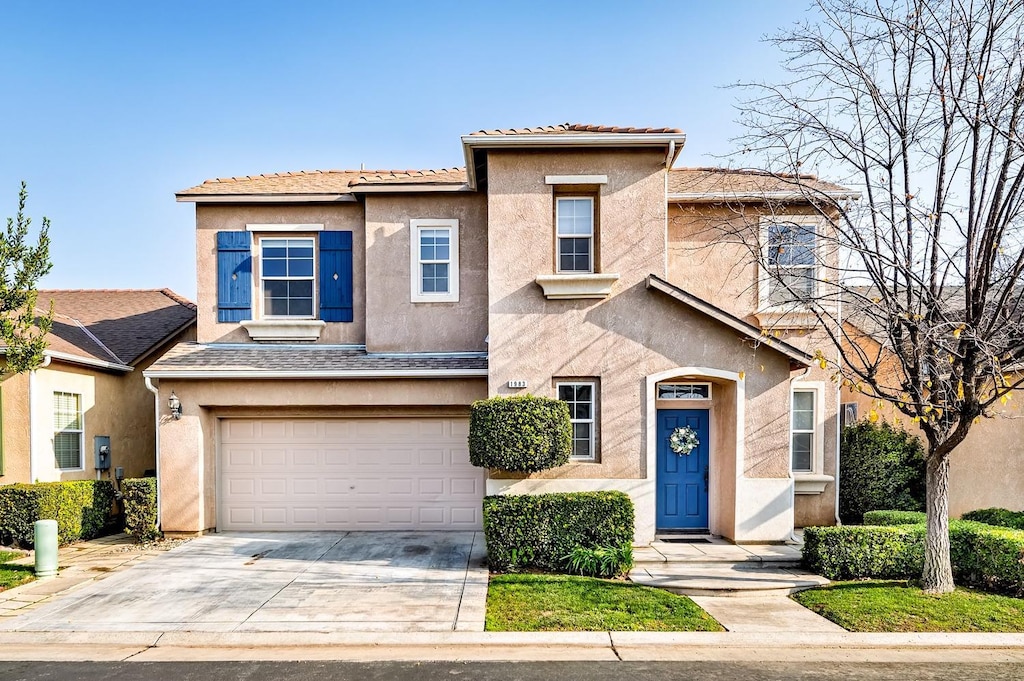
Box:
2;630;1024;662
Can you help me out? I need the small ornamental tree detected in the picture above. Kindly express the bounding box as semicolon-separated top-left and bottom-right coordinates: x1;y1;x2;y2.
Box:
469;395;572;473
2;182;53;373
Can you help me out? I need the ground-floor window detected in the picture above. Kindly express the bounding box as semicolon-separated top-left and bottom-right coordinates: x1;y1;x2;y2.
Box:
556;380;598;461
791;388;816;473
53;391;83;470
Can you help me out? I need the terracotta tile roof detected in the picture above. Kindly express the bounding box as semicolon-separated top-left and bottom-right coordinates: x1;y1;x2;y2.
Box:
468;123;683;136
178;170;366;196
349;168;468;186
147;343;488;376
33;289;197;368
668;167;852;197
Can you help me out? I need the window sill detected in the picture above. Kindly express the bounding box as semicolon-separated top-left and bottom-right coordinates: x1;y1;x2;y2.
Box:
536;273;620;300
755;309;819;330
241;319;326;342
793;474;834;495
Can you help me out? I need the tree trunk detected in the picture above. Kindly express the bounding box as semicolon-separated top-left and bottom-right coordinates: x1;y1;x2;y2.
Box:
922;453;954;594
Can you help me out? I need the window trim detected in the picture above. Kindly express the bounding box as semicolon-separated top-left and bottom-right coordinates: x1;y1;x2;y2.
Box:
790;382;826;475
257;235;317;320
555;196;595;274
555;379;599;462
410;219;460;303
758;216;821;311
53;391;84;472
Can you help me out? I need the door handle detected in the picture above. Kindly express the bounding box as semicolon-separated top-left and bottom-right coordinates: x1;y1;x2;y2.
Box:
704;465;709;493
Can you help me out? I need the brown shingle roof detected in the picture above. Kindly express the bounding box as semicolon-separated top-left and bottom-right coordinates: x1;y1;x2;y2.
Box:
668;167;853;197
468;123;682;136
35;289;197;368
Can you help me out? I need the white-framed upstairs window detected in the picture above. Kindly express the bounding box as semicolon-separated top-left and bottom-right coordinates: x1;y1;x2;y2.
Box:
556;380;598;461
761;217;819;309
556;197;594;273
259;236;316;318
410;219;459;303
53;391;83;471
790;382;826;474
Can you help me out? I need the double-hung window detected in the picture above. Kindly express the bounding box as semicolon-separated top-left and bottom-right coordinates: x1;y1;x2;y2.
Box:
556;197;594;273
764;219;817;307
53;392;83;470
556;381;597;460
260;237;315;317
410;219;459;303
791;389;816;473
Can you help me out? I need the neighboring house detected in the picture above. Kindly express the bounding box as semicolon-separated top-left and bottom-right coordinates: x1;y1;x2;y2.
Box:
0;290;197;485
152;123;856;543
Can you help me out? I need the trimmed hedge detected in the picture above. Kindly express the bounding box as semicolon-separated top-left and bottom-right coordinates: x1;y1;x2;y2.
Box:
121;478;159;542
0;480;115;548
863;510;927;526
803;520;1024;596
961;508;1024;531
840;421;926;523
469;395;572;473
483;491;634;573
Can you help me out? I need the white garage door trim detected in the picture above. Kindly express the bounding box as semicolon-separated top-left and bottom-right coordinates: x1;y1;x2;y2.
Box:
218;417;484;531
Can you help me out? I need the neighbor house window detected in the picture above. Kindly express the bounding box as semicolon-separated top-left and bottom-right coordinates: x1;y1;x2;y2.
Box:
556;381;597;460
556;197;594;273
791;389;816;473
764;219;817;307
410;219;459;303
53;392;83;470
260;237;315;317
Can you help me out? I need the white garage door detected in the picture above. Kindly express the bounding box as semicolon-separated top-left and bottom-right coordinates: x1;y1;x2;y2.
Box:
218;417;484;531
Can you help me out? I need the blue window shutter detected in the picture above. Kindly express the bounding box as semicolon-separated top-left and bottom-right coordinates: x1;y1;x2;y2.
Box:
216;231;252;322
319;231;353;322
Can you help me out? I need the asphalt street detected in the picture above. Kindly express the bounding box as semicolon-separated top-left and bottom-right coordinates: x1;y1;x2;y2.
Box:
0;662;1022;681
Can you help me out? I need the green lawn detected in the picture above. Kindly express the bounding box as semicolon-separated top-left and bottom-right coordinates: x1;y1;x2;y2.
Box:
486;573;724;632
794;580;1024;632
0;550;34;592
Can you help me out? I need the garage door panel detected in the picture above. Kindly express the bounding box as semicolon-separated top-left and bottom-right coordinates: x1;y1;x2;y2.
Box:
219;417;483;531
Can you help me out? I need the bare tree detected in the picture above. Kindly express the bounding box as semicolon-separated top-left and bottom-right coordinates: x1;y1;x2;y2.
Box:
722;0;1024;593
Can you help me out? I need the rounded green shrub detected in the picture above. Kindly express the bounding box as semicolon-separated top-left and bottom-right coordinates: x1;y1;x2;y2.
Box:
121;477;160;542
469;395;572;472
840;420;925;524
961;507;1024;530
862;510;926;526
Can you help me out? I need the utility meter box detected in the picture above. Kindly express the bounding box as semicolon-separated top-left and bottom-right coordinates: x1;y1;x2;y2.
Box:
94;436;111;471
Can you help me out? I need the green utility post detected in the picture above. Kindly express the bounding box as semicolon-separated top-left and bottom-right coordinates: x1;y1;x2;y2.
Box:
34;520;58;578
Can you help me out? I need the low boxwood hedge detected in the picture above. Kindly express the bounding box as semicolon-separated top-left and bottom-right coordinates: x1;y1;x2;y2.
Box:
469;395;572;473
483;491;634;573
961;507;1024;531
121;477;159;542
803;520;1024;596
0;480;115;548
862;510;927;526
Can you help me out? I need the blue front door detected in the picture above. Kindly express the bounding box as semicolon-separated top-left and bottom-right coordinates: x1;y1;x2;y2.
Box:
656;409;710;530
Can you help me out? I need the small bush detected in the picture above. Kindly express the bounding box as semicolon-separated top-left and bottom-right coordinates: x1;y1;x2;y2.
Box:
863;510;927;526
469;395;573;472
0;480;115;548
803;521;1024;596
483;492;634;573
961;508;1024;531
121;478;159;542
562;544;634;578
840;421;926;523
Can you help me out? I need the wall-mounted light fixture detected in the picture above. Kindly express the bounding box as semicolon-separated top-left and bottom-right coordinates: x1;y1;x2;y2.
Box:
168;392;182;420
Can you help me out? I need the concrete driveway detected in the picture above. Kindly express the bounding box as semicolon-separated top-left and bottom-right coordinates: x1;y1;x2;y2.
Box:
2;531;487;633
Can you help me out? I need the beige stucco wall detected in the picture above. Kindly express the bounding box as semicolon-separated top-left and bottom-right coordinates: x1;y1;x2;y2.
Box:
0;371;30;482
363;194;488;352
155;377;487;534
194;203;367;345
484;149;800;541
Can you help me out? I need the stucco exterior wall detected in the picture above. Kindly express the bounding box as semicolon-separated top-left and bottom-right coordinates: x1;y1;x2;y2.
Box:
363;194;488;352
0;371;30;482
155;377;487;534
194;203;367;345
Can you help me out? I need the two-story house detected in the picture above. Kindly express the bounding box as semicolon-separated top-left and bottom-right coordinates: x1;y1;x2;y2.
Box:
148;123;855;543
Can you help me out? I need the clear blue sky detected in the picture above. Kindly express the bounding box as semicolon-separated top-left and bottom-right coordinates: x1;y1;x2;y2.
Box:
0;0;811;299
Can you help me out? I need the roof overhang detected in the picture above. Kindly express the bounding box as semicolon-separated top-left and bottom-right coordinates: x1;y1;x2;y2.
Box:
646;274;813;368
45;351;133;373
176;193;359;204
668;190;861;203
461;132;687;190
143;368;488;380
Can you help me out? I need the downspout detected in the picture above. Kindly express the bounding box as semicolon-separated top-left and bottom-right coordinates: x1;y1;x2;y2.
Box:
835;293;844;526
145;376;162;530
789;364;812;543
28;355;52;483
